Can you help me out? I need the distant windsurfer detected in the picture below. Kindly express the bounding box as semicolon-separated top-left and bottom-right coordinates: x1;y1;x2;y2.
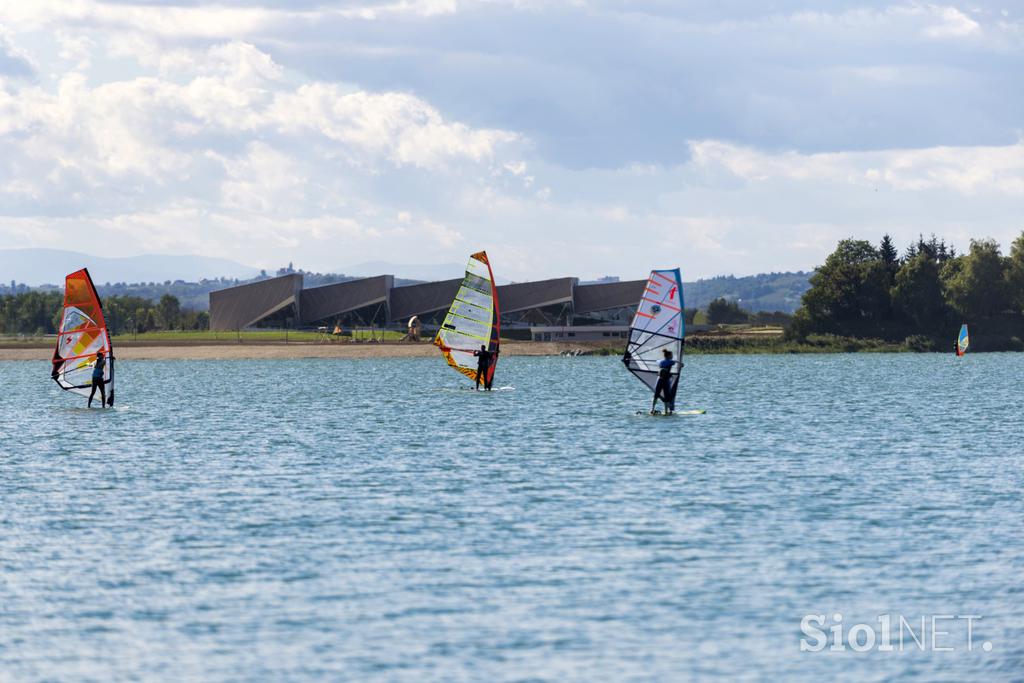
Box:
407;315;421;342
88;350;107;408
652;349;680;415
474;344;499;391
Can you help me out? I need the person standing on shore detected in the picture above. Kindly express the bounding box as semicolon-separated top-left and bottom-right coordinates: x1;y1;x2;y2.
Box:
407;315;421;342
88;350;107;408
473;345;498;391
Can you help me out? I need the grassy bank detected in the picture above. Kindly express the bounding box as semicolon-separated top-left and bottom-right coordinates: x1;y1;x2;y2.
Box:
110;329;409;344
0;329;412;348
587;333;908;356
687;334;906;354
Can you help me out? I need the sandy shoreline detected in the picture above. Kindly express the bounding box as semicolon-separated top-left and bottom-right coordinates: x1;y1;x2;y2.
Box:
0;341;610;361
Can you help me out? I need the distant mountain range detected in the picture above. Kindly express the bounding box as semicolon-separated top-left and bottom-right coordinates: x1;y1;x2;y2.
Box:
0;248;260;286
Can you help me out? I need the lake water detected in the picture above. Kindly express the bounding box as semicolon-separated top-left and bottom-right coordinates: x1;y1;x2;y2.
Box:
2;353;1023;681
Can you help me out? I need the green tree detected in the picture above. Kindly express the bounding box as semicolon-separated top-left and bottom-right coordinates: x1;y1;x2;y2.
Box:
0;291;63;334
706;297;749;324
944;239;1008;319
134;306;150;333
880;234;899;285
193;310;210;330
157;294;181;330
891;253;947;328
103;295;152;335
1006;231;1024;313
799;239;889;332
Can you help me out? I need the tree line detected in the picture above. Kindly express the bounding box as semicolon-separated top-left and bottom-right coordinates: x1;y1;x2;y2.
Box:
0;292;208;336
789;232;1024;350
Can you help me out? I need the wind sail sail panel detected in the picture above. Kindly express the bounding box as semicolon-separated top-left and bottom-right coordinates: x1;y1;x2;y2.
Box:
958;324;969;356
434;251;500;383
623;268;684;398
51;268;114;404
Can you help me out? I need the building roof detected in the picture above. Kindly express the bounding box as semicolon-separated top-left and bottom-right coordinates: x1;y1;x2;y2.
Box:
209;272;651;329
497;277;577;313
574;279;647;314
209;273;302;331
299;275;393;324
388;278;462;321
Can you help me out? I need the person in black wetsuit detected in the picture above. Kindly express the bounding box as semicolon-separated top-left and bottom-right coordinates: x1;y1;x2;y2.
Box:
88;350;107;408
652;348;681;414
473;344;499;391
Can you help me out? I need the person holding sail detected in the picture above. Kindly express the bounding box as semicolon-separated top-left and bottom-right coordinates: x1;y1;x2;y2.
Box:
88;350;107;408
473;344;499;391
652;348;681;415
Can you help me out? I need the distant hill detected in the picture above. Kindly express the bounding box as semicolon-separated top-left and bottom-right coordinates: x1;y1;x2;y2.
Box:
685;272;811;313
0;248;811;314
0;248;259;286
344;261;513;285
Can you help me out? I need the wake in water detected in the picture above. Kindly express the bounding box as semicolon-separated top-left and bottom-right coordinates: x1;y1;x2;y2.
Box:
437;385;515;393
634;409;705;417
59;407;126;415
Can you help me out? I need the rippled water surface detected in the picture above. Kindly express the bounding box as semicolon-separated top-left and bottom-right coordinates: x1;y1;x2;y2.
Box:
2;353;1023;681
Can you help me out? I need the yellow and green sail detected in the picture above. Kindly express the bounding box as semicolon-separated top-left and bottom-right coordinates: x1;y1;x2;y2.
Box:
434;251;501;383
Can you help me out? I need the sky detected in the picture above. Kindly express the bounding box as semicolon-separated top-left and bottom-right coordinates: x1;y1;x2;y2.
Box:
0;1;1021;281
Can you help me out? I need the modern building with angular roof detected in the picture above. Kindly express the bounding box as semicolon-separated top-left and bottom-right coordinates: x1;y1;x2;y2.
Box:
209;273;303;331
208;271;650;332
388;278;462;325
572;279;647;325
299;275;393;327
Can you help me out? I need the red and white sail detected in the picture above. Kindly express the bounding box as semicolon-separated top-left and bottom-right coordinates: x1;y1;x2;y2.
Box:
623;268;685;395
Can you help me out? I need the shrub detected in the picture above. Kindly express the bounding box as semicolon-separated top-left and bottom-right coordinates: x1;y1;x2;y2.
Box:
904;334;936;352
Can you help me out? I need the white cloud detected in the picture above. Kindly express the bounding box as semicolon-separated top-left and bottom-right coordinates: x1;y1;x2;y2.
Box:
0;1;283;39
0;41;519;180
689;139;1024;196
921;5;981;37
0;37;525;269
0;0;486;40
268;84;517;169
0;26;35;77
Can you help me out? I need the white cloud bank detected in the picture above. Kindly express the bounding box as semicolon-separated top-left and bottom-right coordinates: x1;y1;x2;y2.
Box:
0;1;1021;280
0;39;524;268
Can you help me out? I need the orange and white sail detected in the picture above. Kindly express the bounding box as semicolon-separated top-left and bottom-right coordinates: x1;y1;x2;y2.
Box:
51;269;114;404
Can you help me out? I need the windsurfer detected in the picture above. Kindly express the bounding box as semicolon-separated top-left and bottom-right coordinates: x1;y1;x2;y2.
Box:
88;350;107;408
474;345;498;391
652;349;680;414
